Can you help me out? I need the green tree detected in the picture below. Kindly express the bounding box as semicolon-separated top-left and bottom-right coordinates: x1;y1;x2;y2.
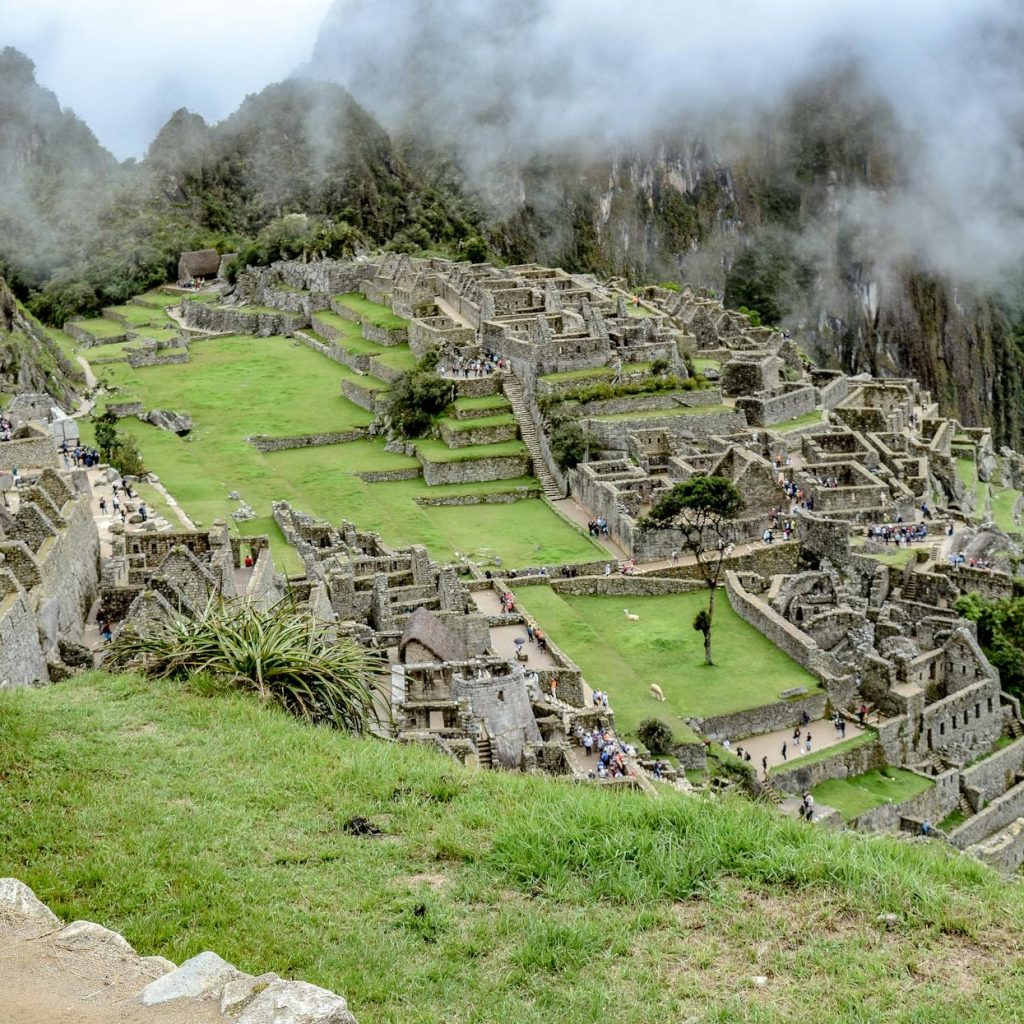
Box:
386;362;453;438
642;476;745;665
637;717;675;755
955;594;1024;697
92;410;145;476
549;421;587;470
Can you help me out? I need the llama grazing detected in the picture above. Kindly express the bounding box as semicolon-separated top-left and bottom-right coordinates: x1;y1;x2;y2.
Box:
649;683;665;701
624;609;640;622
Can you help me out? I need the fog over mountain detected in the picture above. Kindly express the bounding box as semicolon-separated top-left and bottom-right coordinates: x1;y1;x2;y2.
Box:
0;0;333;159
310;0;1024;287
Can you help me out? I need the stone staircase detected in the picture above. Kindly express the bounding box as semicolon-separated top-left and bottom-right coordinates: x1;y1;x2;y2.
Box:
476;732;494;769
957;791;975;817
500;372;564;500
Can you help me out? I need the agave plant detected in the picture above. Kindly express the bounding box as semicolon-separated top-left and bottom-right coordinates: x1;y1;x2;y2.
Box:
106;598;387;734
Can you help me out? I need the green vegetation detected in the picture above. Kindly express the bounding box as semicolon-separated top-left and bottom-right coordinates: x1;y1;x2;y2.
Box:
549;421;587;470
589;403;732;422
4;672;1022;1024
415;438;528;463
438;413;517;432
771;731;875;773
539;362;651;383
637;717;675;755
517;589;820;742
811;768;933;821
335;292;409;329
773;410;825;433
108;601;383;732
451;394;511;414
955;592;1024;698
93;409;145;477
106;304;174;327
73;317;127;339
643;476;746;664
385;358;452;436
538;376;702;413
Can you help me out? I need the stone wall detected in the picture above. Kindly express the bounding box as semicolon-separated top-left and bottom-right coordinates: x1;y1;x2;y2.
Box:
0;428;58;470
818;375;851;410
584;409;747;449
181;301;308;337
771;736;886;793
550;575;706;597
63;320;127;347
949;777;1024;850
725;571;840;681
852;768;959;833
919;678;1003;764
439;420;518;448
247;429;369;452
415;487;541;505
418;453;532;485
735;385;816;427
695;692;829;744
961;736;1024;807
340;379;386;413
0;590;49;687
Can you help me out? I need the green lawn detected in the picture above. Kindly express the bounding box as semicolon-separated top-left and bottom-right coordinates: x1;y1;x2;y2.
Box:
516;589;821;743
692;358;721;374
588;404;732;422
106;304;174;328
850;541;919;567
991;485;1023;534
3;672;1019;1024
438;413;517;432
416;438;528;463
812;768;933;821
773;410;825;433
451;395;511;413
74;317;128;339
88;330;595;569
334;292;409;329
540;362;652;384
79;340;135;361
137;290;183;308
771;731;875;774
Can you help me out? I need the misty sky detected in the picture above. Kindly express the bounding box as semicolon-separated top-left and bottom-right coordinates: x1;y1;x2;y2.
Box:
0;0;333;159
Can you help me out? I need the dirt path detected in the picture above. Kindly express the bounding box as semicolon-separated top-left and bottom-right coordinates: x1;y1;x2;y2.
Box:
1;933;225;1024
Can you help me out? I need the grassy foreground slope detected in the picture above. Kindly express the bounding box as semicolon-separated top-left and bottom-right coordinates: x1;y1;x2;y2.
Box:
2;674;1024;1024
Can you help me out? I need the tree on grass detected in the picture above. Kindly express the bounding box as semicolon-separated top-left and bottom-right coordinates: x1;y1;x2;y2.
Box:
638;717;675;755
641;475;745;665
386;359;454;438
93;410;145;477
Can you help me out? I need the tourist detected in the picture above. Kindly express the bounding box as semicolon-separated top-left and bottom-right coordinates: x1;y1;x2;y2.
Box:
101;622;113;643
98;497;107;514
805;732;812;753
920;820;933;836
858;704;867;727
526;623;535;643
762;755;768;774
670;549;679;564
781;741;788;761
583;732;593;756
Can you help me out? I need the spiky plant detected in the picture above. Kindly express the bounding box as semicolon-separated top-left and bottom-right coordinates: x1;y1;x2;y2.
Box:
106;599;386;733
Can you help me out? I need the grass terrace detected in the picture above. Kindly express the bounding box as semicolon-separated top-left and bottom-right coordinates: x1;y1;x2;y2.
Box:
334;291;409;329
812;767;933;821
516;589;821;743
540;362;652;384
83;340;137;362
438;413;517;432
770;731;875;774
416;438;528;463
773;410;826;433
451;394;511;414
136;290;183;308
87;326;597;569
105;304;174;327
73;317;128;340
588;403;732;422
5;672;1019;1024
692;358;721;375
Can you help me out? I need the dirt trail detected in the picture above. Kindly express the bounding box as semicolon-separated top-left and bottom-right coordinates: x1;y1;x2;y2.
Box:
1;931;226;1024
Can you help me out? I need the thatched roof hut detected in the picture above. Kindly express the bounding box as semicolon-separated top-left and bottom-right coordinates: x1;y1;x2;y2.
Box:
177;249;221;282
399;607;469;664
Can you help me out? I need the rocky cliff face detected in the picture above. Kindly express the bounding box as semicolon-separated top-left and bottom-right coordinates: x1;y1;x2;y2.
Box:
0;276;81;406
308;1;1024;448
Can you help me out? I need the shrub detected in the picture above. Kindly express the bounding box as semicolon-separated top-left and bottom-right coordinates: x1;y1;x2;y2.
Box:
106;599;385;733
656;281;681;292
93;410;145;476
549;421;587;470
387;362;454;438
637;717;675;755
650;357;670;376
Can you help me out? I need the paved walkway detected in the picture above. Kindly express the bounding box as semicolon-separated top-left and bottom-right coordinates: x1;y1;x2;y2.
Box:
433;296;475;331
732;717;873;774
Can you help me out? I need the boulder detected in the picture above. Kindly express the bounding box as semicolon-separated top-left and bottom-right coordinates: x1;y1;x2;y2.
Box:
236;980;357;1024
139;950;245;1006
146;409;193;436
57;920;136;955
220;973;281;1015
0;878;60;930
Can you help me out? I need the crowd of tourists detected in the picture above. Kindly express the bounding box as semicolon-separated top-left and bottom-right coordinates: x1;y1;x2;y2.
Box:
586;517;610;537
578;724;637;780
865;522;930;546
439;348;506;378
60;443;102;468
0;414;12;441
779;477;816;512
